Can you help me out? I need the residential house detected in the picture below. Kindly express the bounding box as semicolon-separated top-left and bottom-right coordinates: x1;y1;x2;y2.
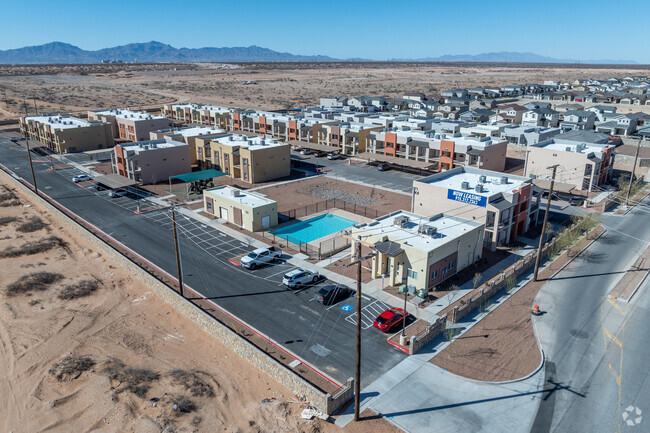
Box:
500;126;561;146
522;107;560;127
560;110;596;131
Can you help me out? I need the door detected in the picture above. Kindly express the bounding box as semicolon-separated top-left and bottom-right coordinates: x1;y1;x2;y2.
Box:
219;207;228;220
233;207;243;227
261;215;270;230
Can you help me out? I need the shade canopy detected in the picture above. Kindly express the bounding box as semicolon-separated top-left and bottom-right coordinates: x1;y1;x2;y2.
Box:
171;169;227;183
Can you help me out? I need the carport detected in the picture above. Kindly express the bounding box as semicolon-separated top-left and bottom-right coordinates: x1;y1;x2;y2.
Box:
94;173;138;190
287;140;339;153
355;152;436;174
170;168;227;201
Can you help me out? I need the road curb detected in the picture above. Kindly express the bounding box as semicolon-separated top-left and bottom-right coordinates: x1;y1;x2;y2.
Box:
625;268;650;304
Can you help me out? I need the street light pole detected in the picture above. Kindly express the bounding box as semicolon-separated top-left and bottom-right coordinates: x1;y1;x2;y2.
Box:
533;165;558;282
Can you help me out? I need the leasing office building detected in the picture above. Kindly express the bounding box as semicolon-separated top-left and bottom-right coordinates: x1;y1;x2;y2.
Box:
413;167;540;250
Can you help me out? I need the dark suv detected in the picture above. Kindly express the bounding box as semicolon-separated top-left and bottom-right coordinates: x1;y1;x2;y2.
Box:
315;285;353;305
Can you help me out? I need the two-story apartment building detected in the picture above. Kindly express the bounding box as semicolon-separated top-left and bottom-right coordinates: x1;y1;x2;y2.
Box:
413;167;540;250
524;139;614;192
161;103;233;130
150;126;227;166
316;121;383;155
88;109;172;142
20;114;114;153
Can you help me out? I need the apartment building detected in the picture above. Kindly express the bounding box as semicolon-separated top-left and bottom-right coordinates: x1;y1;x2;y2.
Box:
413;167;540;250
162;103;233;130
316;121;383;155
111;138;191;184
196;134;290;183
349;211;484;291
231;111;330;143
203;186;277;231
20;114;114;153
366;130;507;172
524;139;614;192
150;126;227;166
88;109;172;142
501;126;561;146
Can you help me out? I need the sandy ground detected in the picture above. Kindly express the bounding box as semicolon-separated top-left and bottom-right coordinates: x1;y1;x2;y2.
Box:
0;183;399;433
432;226;604;382
3;63;650;119
256;176;411;216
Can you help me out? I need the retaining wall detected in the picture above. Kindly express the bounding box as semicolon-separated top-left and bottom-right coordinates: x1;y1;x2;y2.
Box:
408;314;447;355
0;168;353;415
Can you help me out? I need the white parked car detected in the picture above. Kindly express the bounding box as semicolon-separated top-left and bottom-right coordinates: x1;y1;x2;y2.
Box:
240;246;282;270
326;153;339;160
300;149;313;155
72;174;92;183
107;188;128;198
282;268;320;289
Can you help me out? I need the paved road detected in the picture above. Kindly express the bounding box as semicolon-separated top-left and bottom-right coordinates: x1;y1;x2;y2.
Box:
531;199;650;433
0;134;406;388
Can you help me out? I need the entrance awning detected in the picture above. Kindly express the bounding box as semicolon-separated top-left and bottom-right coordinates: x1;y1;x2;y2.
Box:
94;173;138;189
171;169;227;183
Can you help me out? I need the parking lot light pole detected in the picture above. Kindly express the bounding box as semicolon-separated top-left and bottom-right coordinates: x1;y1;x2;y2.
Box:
171;204;184;298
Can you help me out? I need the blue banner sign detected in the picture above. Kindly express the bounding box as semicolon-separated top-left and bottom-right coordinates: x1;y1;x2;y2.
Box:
447;188;487;207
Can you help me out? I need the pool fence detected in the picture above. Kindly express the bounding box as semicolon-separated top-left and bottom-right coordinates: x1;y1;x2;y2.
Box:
281;199;380;221
261;230;351;260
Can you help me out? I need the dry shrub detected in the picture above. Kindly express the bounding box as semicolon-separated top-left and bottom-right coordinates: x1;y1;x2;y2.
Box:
0;190;20;207
58;279;100;300
16;216;47;233
0;216;18;227
0;236;68;258
103;359;159;399
171;395;197;415
5;272;64;296
49;355;96;381
168;369;215;398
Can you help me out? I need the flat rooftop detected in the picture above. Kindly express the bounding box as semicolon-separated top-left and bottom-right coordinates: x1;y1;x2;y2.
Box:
533;139;611;154
355;211;481;251
169;103;232;114
120;138;188;155
212;134;287;150
206;186;275;207
417;166;530;197
24;115;94;129
93;108;167;120
159;126;227;137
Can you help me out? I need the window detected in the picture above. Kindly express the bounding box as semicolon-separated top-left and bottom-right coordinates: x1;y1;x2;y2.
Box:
448;261;455;270
407;269;418;280
431;270;438;281
206;202;212;210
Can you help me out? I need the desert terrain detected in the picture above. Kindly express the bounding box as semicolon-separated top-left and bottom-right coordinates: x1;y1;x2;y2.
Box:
2;62;650;119
0;182;399;432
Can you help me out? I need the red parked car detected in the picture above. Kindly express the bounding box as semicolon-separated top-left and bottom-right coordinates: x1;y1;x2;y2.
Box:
373;308;408;333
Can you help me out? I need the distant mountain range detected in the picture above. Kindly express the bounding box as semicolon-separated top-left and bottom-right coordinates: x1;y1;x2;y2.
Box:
0;43;640;65
0;41;336;64
390;51;638;65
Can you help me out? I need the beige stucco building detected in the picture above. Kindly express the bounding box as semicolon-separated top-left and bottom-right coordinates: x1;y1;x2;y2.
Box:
196;134;290;183
149;126;227;166
20;114;114;153
203;186;277;231
88;109;172;142
111;139;191;184
349;211;484;291
523;139;614;192
413;167;540;251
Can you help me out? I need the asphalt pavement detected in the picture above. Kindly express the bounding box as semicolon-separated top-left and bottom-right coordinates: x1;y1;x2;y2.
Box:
0;134;406;388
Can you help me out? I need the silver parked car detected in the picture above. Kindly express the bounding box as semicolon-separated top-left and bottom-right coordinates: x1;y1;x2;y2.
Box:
282;268;320;289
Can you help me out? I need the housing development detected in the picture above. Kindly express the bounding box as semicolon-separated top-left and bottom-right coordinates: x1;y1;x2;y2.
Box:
2;36;650;433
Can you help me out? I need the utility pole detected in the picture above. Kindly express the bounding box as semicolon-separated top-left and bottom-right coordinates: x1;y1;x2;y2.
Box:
533;165;558;282
2;89;7;109
625;136;642;206
32;95;38;115
346;238;365;422
22;94;28;116
171;204;184;297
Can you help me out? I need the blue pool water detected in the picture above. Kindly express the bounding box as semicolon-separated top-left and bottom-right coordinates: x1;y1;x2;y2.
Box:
272;214;356;244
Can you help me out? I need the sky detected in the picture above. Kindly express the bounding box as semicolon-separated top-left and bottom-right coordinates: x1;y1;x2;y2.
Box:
0;0;648;63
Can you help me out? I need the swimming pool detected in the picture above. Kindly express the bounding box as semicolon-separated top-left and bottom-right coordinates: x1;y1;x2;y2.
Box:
272;214;356;244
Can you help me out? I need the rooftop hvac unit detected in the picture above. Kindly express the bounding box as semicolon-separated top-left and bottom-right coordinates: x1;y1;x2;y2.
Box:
461;181;470;190
231;189;241;197
393;215;410;227
566;146;572;152
530;174;537;179
475;184;484;193
426;226;437;237
479;175;487;183
418;225;428;234
500;176;508;184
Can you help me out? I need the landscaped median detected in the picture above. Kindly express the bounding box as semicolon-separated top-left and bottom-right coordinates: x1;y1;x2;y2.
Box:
386;214;604;372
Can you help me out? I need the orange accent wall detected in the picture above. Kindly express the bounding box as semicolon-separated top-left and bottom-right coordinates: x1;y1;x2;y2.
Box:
384;132;397;157
259;116;267;134
232;113;241;130
115;145;127;176
599;147;612;185
440;139;455;170
288;120;297;140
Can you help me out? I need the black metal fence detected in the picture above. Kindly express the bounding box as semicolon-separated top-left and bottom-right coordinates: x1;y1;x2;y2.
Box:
282;199;380;221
